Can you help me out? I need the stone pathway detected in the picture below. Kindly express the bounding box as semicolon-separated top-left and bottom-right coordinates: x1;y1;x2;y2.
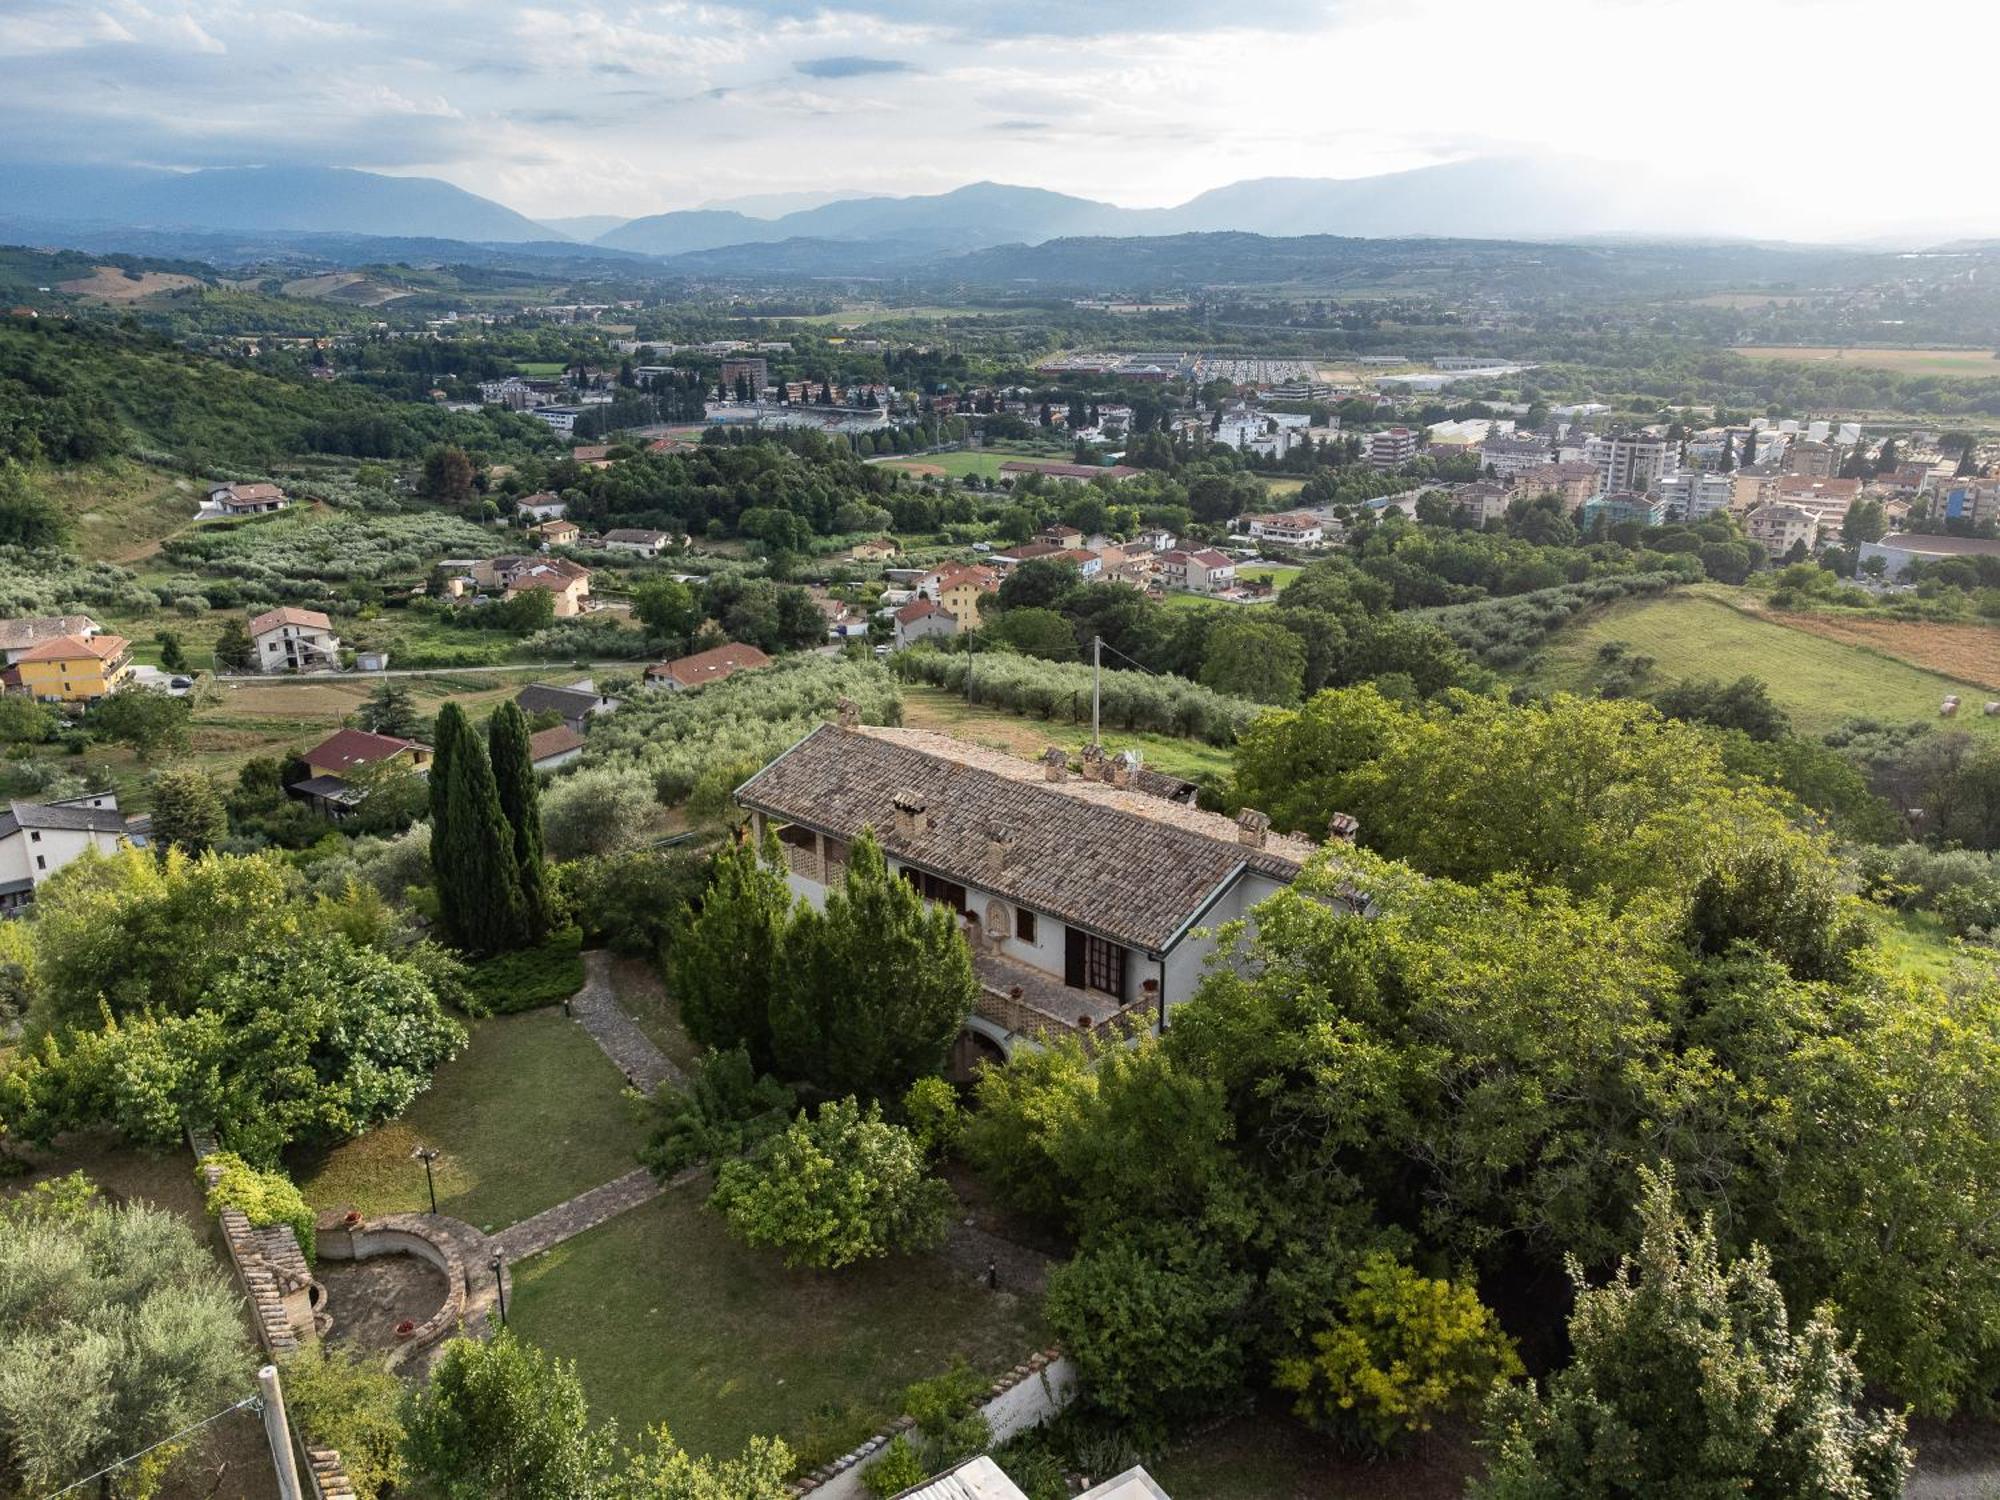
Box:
943;1217;1054;1297
568;948;683;1094
492;1167;665;1260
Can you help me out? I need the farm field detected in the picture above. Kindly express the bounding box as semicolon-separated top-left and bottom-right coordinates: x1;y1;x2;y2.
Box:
1261;476;1308;497
762;304;1022;326
900;683;1234;782
1742;608;2000;694
1733;345;2000;379
55;265;205;300
507;1182;1046;1468
1521;589;2000;739
875;444;1076;481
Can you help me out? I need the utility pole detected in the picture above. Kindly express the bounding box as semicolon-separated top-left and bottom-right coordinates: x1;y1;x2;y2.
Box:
257;1365;305;1500
1092;635;1102;747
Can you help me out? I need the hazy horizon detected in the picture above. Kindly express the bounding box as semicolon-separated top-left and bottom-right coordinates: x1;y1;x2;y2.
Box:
6;0;1996;242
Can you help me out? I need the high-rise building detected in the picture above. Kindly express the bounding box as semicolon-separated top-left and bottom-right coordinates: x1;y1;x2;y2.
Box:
1369;427;1418;469
1586;432;1676;495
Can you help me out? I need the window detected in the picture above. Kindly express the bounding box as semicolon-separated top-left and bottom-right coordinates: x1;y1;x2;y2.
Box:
35;855;46;871
1015;907;1037;944
900;865;967;914
1064;926;1127;999
28;831;39;843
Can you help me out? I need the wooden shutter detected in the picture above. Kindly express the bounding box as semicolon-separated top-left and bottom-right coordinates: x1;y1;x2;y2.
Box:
1064;926;1087;989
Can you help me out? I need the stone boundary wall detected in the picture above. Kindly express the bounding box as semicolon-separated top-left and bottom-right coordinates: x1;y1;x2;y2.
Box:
316;1214;469;1368
793;1348;1075;1499
187;1129;358;1500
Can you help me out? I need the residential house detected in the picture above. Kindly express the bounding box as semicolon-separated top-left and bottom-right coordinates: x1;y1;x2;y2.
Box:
0;615;99;667
289;728;432;817
473;557;593;618
528;724;586;772
600;528;672;558
893;599;959;648
737;720;1320;1065
1517;461;1600;511
16;633;133;702
202;481;289;517
812;592;871;641
517;491;568;522
1787;440;1837;479
528;518;581;549
1240;511;1327;548
644;642;774;693
1368;427;1418;468
1586;432;1676;495
1134;527;1178;553
990;541;1070;568
1773;475;1861;528
515;681;622;733
932;563;999;629
1476;434;1556;481
1658;471;1737;523
1157;548;1236;594
1056;548;1102;580
1450;483;1513;526
0;792;129;913
248;607;342;674
1581;491;1668;529
570;444;614;469
1036;524;1086;547
1934;479;2000;530
1745;502;1821;554
848;538;899;562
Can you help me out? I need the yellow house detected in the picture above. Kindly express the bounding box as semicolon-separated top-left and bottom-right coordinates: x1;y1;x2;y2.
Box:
932;562;999;629
15;633;133;703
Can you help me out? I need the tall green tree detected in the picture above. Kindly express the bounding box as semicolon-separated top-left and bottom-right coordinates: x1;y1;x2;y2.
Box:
404;1330;615;1500
1474;1168;1910;1500
770;832;976;1099
670;835;793;1073
1200;614;1307;705
358;680;426;740
430;701;525;954
488;701;551;942
148;766;227;860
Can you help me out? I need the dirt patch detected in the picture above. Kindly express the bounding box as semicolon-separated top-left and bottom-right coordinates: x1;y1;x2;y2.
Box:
319;1252;449;1352
56;266;205;300
1755;609;2000;694
883;460;948;477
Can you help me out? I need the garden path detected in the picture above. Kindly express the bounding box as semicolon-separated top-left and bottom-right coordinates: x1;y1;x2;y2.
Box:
568;948;684;1093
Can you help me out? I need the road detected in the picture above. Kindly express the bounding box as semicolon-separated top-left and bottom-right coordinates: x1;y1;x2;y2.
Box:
209;661;642;684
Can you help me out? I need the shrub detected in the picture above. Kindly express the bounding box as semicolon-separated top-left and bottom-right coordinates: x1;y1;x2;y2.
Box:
280;1344;407;1500
900;1075;964;1160
540;765;658;862
861;1434;928;1497
201;1150;317;1259
562;847;714;957
463;926;585;1014
890;647;1257;744
1273;1252;1521;1451
639;1046;795;1177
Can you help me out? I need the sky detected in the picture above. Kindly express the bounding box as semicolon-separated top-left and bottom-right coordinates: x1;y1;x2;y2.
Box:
3;0;1997;239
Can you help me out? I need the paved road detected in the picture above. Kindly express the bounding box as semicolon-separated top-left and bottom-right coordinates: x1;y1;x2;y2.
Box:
209;660;640;684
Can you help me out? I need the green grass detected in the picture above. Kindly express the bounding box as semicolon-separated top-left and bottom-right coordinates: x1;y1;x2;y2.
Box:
515;361;567;376
292;1009;645;1233
466;928;586;1014
1520;590;2000;740
1145;1409;1475;1499
1867;906;1999;983
1261;476;1308;497
507;1183;1046;1467
1240;565;1301;589
900;683;1234;782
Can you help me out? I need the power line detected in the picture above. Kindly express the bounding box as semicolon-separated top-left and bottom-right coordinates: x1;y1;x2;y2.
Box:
43;1394;262;1499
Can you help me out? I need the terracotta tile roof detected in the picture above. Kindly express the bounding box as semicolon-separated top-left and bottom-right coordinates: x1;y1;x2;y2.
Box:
644;642;772;689
249;606;332;635
528;724;586;762
735;723;1314;953
16;633;128;664
896;599;938;623
302;728;424;773
217;481;285;502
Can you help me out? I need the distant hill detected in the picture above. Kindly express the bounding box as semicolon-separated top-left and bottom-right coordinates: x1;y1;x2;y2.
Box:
538;214;630;242
0;163;558;243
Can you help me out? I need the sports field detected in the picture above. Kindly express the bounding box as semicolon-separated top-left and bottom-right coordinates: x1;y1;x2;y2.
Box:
1733;346;2000;379
1523;590;2000;738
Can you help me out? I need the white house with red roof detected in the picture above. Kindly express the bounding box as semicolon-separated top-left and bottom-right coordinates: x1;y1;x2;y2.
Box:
1157;548;1236;594
248;607;341;673
893;598;959;648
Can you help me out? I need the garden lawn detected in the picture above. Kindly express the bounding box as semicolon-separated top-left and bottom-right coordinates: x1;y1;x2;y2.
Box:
466;928;585;1014
507;1183;1046;1469
900;684;1234;782
1520;590;2000;740
292;1010;645;1235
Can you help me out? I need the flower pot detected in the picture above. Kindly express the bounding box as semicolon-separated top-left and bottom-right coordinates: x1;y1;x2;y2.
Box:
395;1320;417;1339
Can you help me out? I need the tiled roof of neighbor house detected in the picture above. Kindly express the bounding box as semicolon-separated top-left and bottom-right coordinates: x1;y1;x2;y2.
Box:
249;606;332;635
0;799;126;838
995;542;1067;562
602;528;668;544
303;729;424;772
16;632;128;664
505;558;592;591
528;724;586;762
571;445;612;461
736;723;1316;953
516;683;607;717
644;642;773;689
896;599;938;623
218;481;285;502
933;562;998;590
0;615;98;652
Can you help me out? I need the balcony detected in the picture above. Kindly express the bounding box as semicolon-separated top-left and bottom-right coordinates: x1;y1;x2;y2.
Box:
971;949;1152;1047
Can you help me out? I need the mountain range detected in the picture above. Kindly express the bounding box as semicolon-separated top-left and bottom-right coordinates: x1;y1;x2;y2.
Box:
0;157;1730;262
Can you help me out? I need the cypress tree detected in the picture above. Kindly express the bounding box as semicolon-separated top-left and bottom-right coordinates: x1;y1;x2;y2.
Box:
488;700;550;942
428;703;464;943
434;704;524;954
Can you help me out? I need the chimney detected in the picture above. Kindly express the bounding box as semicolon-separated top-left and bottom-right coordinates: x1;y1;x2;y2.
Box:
1236;808;1270;849
1080;743;1108;782
835;695;859;729
1109;749;1138;789
1042;746;1068;783
984;820;1014;880
1328;812;1360;845
891;787;929;839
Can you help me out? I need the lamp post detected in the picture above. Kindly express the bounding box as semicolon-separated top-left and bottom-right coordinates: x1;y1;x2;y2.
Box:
414;1146;440;1216
490;1252;507;1326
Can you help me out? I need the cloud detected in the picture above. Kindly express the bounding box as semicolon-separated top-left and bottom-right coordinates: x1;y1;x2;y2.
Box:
991;120;1051;133
793;54;912;78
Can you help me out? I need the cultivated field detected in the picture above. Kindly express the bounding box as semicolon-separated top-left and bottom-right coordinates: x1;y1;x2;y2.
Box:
900;684;1233;782
1750;609;2000;694
279;271;410;306
1523;590;2000;738
1734;345;2000;379
55;265;205;300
